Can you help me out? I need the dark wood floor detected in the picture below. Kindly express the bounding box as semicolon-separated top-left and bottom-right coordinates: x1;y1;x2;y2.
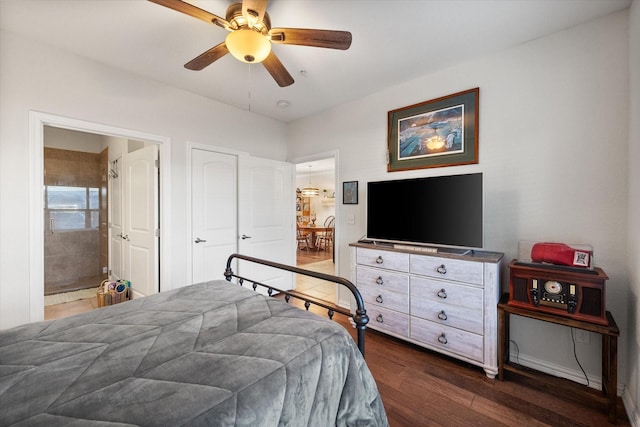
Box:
282;297;630;427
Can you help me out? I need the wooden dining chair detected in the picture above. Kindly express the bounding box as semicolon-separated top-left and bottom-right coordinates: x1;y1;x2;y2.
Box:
316;216;335;250
296;223;310;250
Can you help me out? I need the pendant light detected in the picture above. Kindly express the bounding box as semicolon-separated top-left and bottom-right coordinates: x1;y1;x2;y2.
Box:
301;186;320;197
301;165;319;197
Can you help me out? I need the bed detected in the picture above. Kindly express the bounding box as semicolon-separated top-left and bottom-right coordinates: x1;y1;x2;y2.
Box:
0;254;388;426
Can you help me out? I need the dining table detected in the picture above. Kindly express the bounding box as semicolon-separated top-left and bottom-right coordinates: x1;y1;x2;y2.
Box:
298;225;331;250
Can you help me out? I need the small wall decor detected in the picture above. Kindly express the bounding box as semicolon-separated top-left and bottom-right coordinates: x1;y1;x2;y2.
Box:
343;181;358;204
387;87;479;172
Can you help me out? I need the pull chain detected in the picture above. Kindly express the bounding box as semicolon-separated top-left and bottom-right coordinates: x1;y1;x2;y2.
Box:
247;64;252;112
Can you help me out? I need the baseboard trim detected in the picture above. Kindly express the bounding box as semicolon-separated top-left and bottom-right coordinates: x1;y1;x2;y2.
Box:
622;391;639;427
509;350;624;396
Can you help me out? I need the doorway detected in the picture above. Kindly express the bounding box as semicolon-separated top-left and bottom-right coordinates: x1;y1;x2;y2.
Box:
29;112;171;323
42;126;160;319
294;157;337;302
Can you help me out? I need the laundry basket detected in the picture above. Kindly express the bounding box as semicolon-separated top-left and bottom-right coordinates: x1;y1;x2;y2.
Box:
97;279;132;307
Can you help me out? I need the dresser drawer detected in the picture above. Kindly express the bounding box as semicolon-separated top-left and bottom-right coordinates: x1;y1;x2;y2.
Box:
410;254;484;285
359;284;409;314
410;317;483;362
410;299;483;334
356;265;409;294
411;277;483;312
366;305;409;337
357;247;409;272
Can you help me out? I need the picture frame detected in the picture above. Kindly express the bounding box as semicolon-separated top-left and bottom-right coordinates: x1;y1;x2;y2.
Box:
343;181;358;204
387;88;479;172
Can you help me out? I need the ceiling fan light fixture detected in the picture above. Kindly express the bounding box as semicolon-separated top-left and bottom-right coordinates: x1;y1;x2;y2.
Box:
226;28;271;63
149;0;352;87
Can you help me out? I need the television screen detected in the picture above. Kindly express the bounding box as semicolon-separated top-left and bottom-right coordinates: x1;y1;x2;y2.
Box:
366;173;483;248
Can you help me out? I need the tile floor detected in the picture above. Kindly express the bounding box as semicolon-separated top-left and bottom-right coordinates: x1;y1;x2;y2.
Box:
294;259;336;301
44;295;100;320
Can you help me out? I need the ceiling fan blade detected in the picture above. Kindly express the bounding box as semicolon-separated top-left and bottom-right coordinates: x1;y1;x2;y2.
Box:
242;0;268;26
262;52;294;87
269;28;352;50
149;0;230;30
184;43;229;70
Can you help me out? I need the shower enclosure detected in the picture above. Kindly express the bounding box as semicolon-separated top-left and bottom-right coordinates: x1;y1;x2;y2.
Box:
44;147;108;295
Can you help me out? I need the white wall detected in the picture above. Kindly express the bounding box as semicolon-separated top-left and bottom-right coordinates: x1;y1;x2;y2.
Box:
626;0;639;423
288;10;631;397
0;30;288;329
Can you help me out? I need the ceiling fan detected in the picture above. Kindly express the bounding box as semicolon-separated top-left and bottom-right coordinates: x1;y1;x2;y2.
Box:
149;0;352;87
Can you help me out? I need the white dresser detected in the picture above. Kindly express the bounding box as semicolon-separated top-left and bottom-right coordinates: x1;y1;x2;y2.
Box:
350;242;504;378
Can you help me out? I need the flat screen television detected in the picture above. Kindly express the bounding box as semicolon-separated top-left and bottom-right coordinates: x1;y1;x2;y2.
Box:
366;173;483;249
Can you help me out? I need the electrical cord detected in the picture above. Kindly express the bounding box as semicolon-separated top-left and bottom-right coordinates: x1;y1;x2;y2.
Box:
512;333;588;386
509;339;520;364
571;328;590;386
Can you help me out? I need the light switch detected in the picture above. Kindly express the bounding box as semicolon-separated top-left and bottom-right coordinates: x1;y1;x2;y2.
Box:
347;215;355;224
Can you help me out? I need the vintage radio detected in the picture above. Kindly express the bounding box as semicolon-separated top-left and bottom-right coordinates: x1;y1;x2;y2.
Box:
508;259;608;325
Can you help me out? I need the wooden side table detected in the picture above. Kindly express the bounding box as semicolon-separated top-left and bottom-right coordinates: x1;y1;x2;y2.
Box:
497;293;620;424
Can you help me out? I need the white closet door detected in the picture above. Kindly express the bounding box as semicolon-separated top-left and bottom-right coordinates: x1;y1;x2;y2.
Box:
191;149;238;283
238;156;295;291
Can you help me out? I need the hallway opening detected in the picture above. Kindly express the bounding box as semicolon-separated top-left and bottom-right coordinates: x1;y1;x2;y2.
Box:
294;158;336;302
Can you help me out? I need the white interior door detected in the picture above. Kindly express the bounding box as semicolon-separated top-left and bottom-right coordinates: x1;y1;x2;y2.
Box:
238;156;295;291
191;149;238;283
108;156;123;281
124;144;159;296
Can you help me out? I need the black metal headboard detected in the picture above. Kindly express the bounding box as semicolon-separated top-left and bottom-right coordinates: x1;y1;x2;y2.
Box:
224;253;369;356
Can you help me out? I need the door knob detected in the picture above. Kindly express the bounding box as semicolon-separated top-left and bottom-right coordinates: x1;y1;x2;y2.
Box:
194;237;207;243
241;235;252;240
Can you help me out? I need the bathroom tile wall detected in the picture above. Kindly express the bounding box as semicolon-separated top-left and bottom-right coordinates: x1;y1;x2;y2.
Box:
44;147;107;294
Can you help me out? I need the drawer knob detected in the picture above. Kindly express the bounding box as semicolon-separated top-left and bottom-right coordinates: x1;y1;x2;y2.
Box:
437;288;447;299
437;334;448;345
376;294;384;303
436;264;447;274
376;314;384;323
376;276;384;285
437;310;448;321
375;256;383;264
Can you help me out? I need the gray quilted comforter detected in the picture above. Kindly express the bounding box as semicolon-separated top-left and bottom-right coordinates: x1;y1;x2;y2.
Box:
0;280;388;426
